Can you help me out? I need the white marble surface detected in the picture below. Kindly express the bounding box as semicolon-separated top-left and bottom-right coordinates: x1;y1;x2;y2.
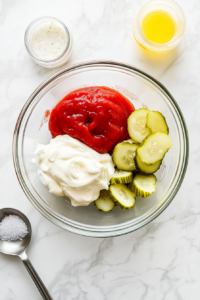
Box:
0;0;199;299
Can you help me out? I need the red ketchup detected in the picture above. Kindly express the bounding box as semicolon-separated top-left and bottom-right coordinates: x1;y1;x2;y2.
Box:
49;87;135;154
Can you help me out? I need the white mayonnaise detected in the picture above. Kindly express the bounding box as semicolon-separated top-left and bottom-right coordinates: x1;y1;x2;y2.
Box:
31;22;68;60
35;135;115;207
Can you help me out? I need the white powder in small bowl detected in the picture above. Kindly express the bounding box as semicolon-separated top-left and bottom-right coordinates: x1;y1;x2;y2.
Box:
0;215;28;241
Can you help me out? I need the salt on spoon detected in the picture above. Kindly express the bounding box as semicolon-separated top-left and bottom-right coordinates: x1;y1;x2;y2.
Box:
0;208;53;300
0;215;28;241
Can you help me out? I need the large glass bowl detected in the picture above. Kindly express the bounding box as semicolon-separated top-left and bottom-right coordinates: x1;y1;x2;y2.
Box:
13;61;189;237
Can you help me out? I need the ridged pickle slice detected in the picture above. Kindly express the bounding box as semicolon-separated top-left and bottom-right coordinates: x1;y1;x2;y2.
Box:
110;170;133;184
137;132;172;165
94;190;115;212
110;184;135;209
128;173;156;198
128;108;151;143
136;154;161;174
147;111;169;134
112;142;139;171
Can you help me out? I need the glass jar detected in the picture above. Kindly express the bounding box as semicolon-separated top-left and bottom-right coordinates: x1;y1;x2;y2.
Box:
24;16;73;68
133;0;186;54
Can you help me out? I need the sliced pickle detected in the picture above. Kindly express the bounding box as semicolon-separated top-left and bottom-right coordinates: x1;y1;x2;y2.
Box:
147;111;169;134
94;190;115;212
136;154;161;174
112;142;139;171
110;184;135;209
137;132;172;165
128;173;156;198
128;108;151;143
110;170;133;184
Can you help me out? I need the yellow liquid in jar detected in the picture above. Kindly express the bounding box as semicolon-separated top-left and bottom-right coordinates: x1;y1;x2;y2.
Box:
141;10;176;44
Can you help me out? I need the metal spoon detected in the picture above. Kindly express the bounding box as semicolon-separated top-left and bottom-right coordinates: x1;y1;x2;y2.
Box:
0;208;53;300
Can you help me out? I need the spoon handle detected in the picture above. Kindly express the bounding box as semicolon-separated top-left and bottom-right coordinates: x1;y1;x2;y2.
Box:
19;251;53;300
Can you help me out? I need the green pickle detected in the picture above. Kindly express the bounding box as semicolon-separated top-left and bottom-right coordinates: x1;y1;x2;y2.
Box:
136;154;161;174
110;184;135;209
147;111;169;134
128;173;156;198
94;190;115;212
137;132;172;165
110;169;133;184
127;108;151;143
112;142;138;171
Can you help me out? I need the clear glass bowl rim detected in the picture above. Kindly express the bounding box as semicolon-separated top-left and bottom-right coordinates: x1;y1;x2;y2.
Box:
12;60;189;238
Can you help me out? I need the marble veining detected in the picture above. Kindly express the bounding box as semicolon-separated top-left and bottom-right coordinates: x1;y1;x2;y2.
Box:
0;0;199;299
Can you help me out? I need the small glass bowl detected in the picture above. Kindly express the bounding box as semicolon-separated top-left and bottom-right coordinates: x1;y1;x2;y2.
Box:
133;0;186;54
24;16;73;68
